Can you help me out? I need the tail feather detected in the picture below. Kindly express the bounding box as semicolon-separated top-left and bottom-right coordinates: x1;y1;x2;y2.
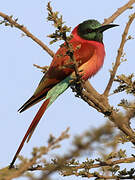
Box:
18;88;50;113
18;95;44;113
9;98;50;168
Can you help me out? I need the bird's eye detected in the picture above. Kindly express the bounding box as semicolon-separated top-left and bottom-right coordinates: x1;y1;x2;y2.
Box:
83;28;93;34
87;28;93;33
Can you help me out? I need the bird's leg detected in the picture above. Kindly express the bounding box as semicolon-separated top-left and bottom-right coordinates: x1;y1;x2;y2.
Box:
33;64;49;74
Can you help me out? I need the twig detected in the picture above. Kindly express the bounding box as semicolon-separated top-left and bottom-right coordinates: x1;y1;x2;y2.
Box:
33;64;49;73
65;173;135;179
125;106;135;126
0;12;55;58
103;13;135;96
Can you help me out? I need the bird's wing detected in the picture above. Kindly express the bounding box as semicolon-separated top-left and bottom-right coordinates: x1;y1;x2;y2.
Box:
18;41;95;112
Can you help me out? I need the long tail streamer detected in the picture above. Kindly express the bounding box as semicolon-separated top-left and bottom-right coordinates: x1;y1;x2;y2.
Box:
9;98;50;168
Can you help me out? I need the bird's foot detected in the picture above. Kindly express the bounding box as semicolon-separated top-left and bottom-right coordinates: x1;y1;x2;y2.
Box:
70;76;84;97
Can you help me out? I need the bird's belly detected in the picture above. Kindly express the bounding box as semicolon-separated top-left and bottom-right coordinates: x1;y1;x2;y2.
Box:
77;51;105;80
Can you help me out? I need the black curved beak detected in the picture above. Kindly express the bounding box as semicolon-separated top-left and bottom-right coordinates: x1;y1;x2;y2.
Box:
97;24;119;33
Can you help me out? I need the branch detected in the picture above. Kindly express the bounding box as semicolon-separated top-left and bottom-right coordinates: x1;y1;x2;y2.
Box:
0;12;55;58
76;80;135;145
104;13;135;96
27;156;135;179
103;0;135;24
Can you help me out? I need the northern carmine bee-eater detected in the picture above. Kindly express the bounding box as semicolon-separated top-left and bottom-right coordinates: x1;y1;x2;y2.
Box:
9;19;118;168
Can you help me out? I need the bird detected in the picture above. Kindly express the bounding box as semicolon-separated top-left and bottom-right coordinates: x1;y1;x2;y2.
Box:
9;19;118;168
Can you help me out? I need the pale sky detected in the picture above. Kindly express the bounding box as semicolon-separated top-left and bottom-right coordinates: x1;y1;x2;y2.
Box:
0;0;135;180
